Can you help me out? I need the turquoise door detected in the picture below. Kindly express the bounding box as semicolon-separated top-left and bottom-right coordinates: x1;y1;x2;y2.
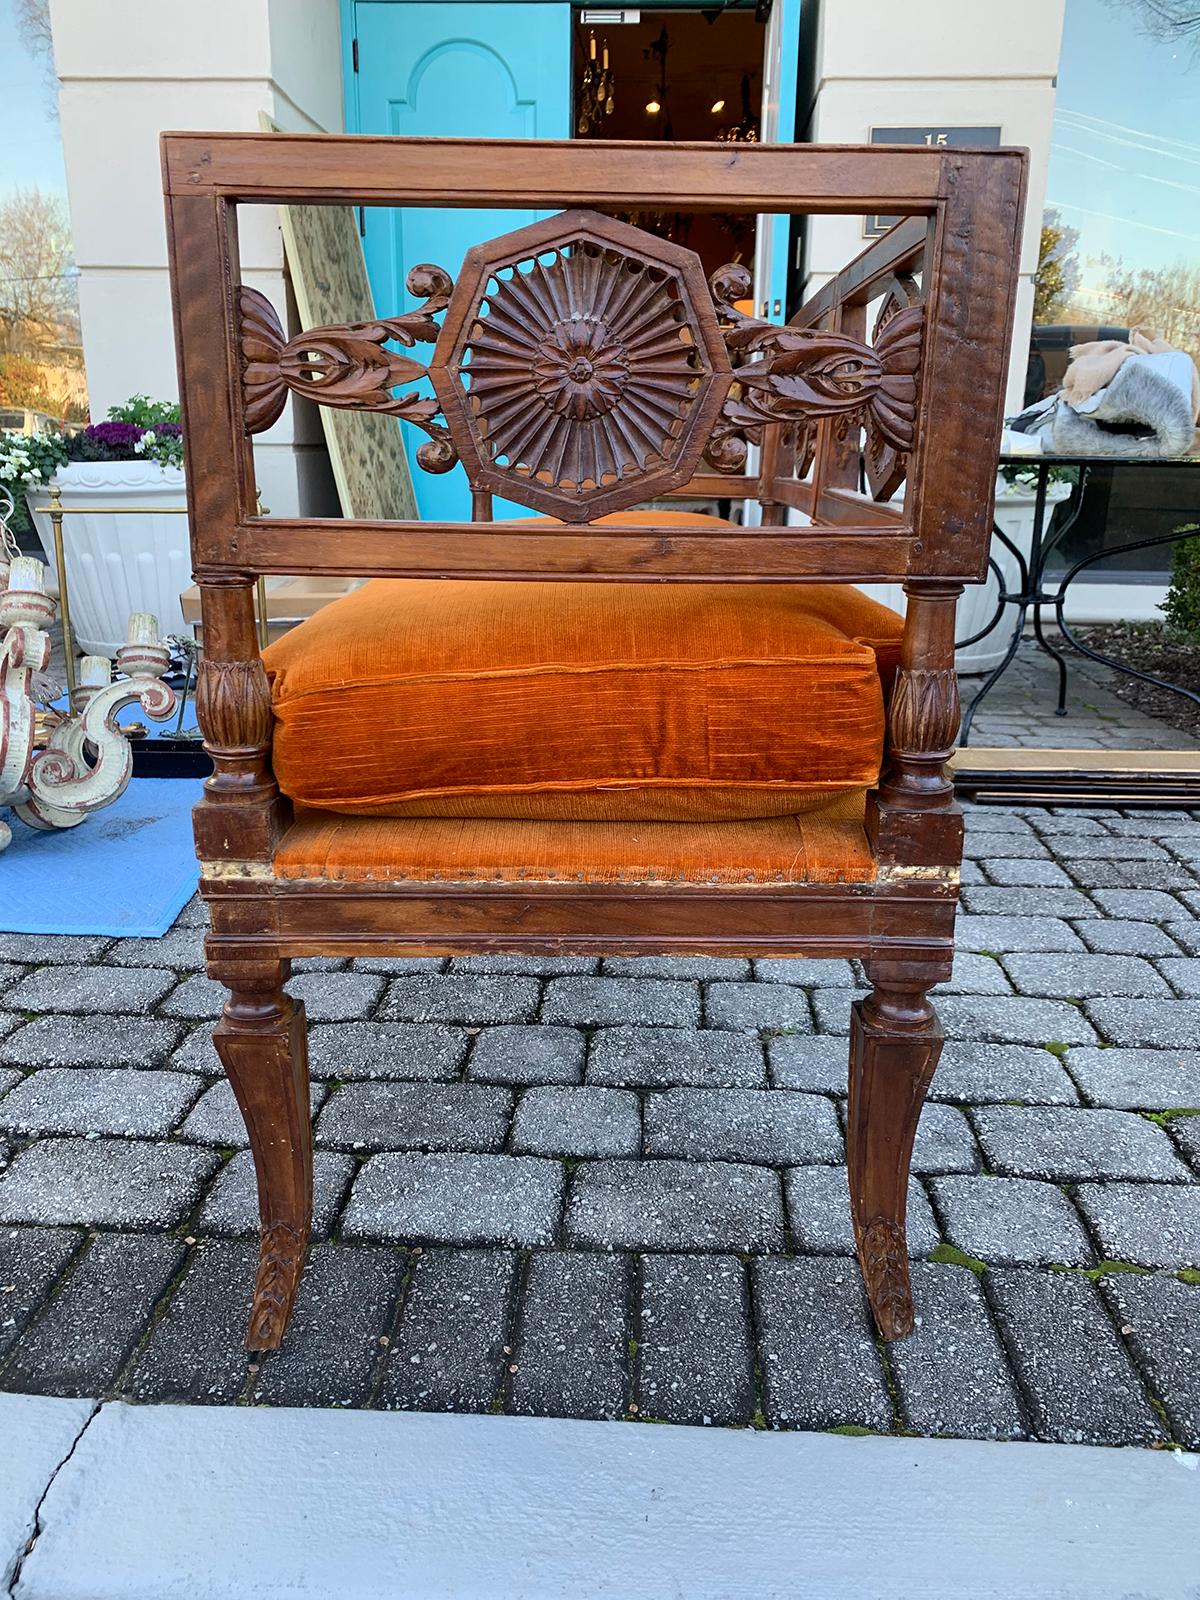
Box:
349;1;572;520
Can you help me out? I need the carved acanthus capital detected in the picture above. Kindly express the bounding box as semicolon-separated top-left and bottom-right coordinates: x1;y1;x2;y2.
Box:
888;667;961;756
196;657;273;755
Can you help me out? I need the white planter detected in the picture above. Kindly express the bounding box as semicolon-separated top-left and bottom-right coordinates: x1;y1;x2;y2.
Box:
26;460;189;658
856;477;1074;676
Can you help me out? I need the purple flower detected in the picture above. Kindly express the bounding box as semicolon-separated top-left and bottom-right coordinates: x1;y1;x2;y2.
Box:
85;421;145;450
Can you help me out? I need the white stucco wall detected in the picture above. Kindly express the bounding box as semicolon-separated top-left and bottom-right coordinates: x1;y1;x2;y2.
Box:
802;0;1067;416
48;0;344;516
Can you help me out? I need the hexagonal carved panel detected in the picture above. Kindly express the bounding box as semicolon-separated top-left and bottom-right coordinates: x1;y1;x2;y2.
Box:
428;210;731;521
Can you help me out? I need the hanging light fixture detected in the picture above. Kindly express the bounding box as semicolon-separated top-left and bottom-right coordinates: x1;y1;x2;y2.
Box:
577;30;616;134
717;73;759;143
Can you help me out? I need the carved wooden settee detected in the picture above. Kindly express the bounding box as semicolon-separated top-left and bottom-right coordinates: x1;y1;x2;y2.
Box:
163;133;1026;1350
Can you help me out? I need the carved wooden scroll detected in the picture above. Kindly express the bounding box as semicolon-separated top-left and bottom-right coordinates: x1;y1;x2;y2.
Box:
703;261;924;497
239;267;458;473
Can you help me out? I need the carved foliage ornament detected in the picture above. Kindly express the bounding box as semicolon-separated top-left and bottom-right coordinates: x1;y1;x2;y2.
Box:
703;262;924;489
239;266;459;474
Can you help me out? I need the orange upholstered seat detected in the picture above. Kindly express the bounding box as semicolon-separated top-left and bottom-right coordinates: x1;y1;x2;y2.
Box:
263;522;903;822
273;793;875;884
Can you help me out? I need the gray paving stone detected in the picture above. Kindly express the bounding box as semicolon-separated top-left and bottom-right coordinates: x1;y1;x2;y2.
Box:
953;915;1086;954
960;886;1100;919
308;1021;468;1082
349;957;446;975
1158;958;1200;998
784;1165;938;1257
929;1042;1079;1106
180;1079;329;1148
928;995;1097;1047
509;1252;629;1421
159;974;226;1020
1178;889;1200;917
1026;813;1109;837
343;1152;563;1247
889;1263;1027;1441
958;859;986;885
805;989;867;1035
971;1106;1190;1183
1053;836;1170;861
315;1081;512;1154
512;1086;640;1158
0;964;28;1001
126;1240;258;1404
0;1066;24;1101
106;929;207;969
1004;951;1169;1000
381;1248;517;1414
0;1138;219;1228
543;976;698;1029
254;1244;404;1406
980;858;1072;888
451;955;598;976
1075;919;1184;957
638;1254;754;1426
704;982;813;1034
173;895;207;927
167;1026;221;1075
0;1015;17;1043
933;953;1013;995
382;975;541;1026
1065;1046;1200;1110
291;958;349;973
467;1025;584;1086
1073;1183;1200;1269
964;811;1039;836
603;956;749;980
1099;1273;1200;1451
1071;860;1198;891
1172;1115;1200;1173
4;963;178;1015
285;972;385;1023
644;1088;841;1166
0;1225;83;1360
0;1068;201;1140
566;1159;783;1252
0;933;111;964
751;959;856;987
588;1026;764;1089
1;1232;184;1398
1085;997;1200;1049
767;1035;848;1095
985;1267;1162;1445
910;1103;980;1175
1163;920;1200;956
0;1015;182;1071
1105;816;1200;839
963;833;1051;860
928;1175;1093;1266
196;1150;355;1239
752;1256;891;1431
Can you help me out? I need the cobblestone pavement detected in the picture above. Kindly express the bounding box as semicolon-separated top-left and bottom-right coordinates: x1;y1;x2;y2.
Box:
962;637;1200;751
0;802;1199;1449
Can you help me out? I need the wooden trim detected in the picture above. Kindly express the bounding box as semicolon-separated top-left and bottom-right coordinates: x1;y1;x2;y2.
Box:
217;519;917;582
162;134;975;210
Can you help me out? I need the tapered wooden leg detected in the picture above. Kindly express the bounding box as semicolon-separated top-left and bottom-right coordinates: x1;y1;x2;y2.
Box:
211;958;311;1350
847;962;943;1341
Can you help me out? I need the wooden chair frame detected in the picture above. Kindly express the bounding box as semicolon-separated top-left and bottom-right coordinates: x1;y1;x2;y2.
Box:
162;133;1026;1350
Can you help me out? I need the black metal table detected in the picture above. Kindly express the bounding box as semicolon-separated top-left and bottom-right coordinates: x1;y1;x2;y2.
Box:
957;454;1200;744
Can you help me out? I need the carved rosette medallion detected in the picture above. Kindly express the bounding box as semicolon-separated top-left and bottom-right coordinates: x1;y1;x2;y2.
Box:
430;210;732;520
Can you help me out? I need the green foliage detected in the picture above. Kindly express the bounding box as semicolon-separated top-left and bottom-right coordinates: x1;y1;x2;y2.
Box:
1161;529;1200;640
107;393;181;430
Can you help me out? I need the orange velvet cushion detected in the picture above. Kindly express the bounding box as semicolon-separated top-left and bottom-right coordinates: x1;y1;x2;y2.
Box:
263;567;903;821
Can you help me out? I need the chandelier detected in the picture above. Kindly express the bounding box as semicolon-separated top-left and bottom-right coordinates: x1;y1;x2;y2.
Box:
577;31;615;135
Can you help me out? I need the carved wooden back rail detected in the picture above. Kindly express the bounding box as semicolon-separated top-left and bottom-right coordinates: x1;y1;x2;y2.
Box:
162;134;1026;1350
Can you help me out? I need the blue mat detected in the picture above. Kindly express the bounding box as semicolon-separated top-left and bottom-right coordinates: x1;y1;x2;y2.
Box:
1;778;203;936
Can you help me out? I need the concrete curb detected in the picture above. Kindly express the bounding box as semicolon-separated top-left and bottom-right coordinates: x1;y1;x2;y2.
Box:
2;1395;1198;1598
1;1394;95;1592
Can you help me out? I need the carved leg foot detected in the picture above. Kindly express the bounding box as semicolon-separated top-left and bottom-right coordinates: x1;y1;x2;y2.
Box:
212;959;312;1350
846;963;943;1341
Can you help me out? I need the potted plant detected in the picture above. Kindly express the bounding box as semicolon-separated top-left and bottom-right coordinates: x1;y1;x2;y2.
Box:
0;397;188;658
